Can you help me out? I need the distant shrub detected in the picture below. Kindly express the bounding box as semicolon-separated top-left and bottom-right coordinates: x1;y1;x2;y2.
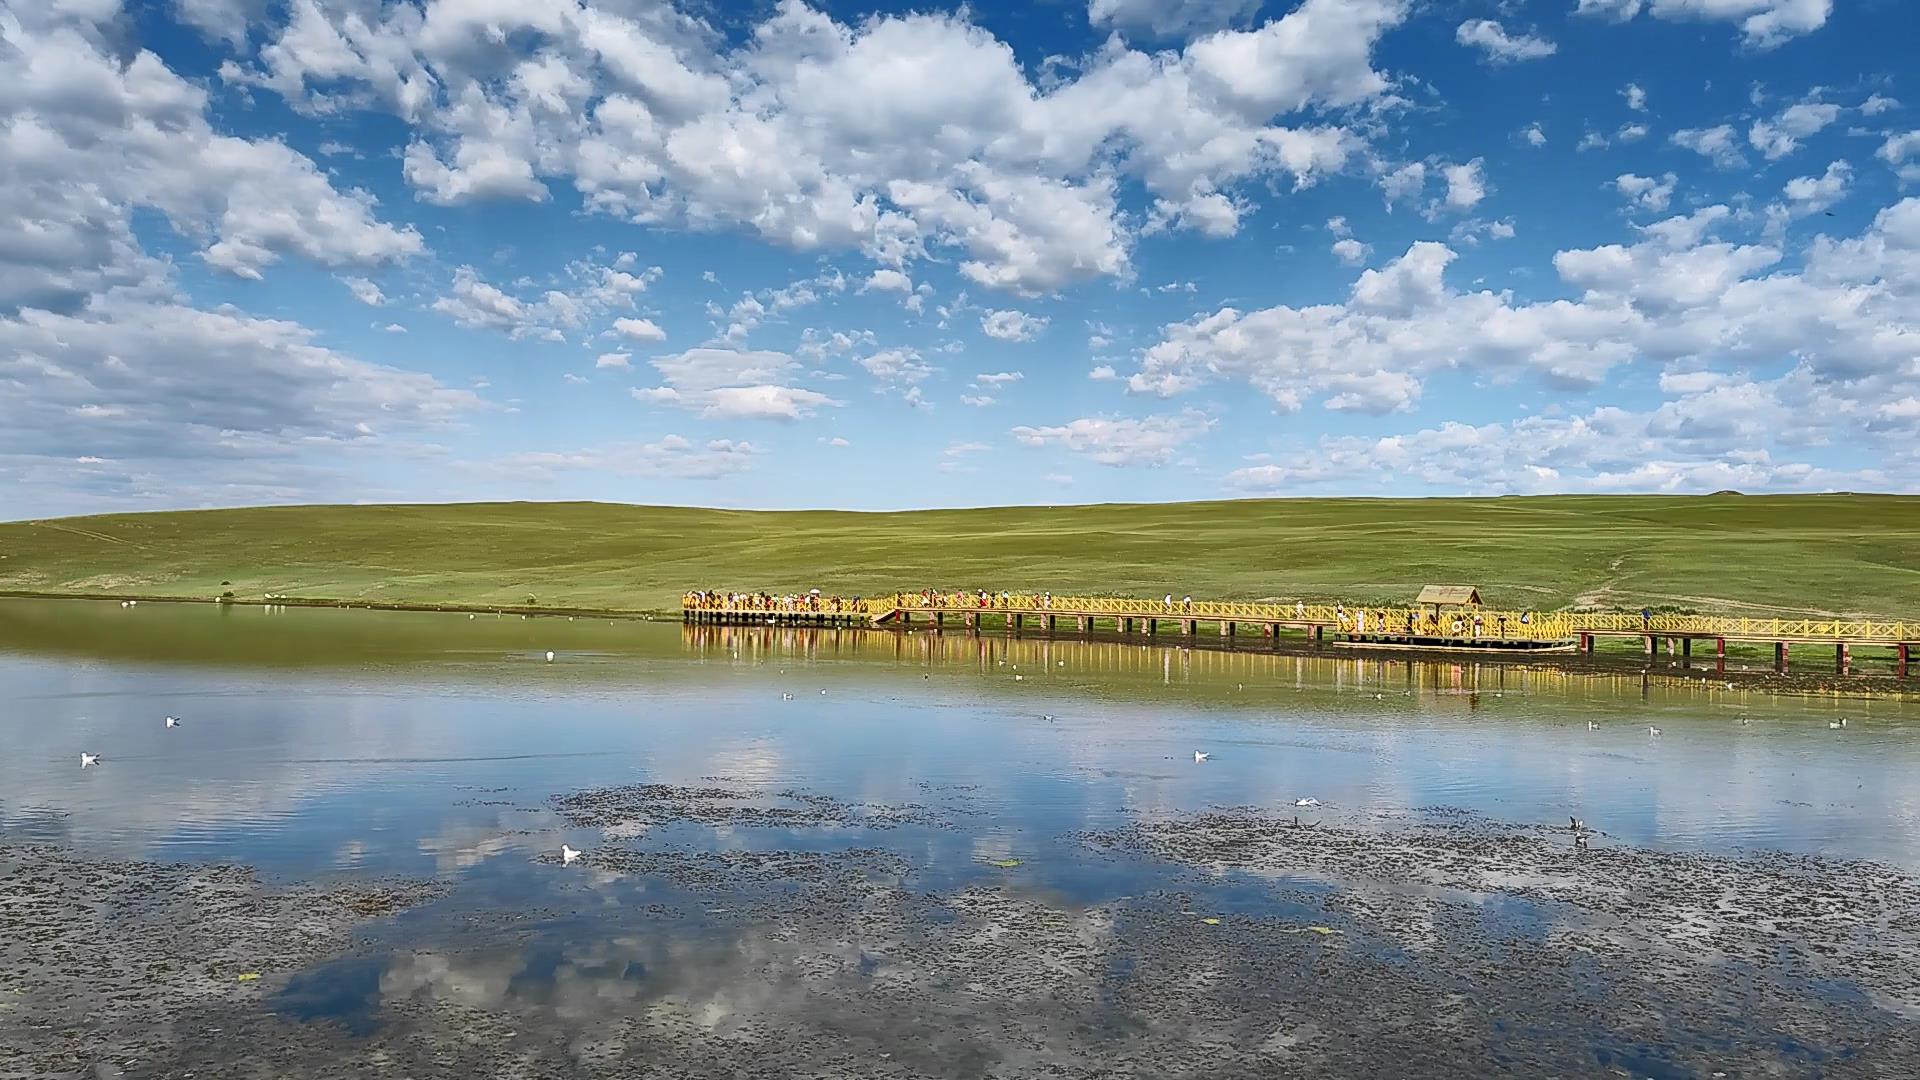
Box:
218;591;235;602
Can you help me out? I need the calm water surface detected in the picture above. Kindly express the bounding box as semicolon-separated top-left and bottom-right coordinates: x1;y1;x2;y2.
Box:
3;596;1915;876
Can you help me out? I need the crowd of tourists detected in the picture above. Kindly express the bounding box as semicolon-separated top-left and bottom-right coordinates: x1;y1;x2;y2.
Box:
682;590;863;614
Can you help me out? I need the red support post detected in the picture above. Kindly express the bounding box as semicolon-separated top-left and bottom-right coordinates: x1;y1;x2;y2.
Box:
1775;642;1788;672
1716;637;1726;674
1899;643;1910;678
1837;642;1850;675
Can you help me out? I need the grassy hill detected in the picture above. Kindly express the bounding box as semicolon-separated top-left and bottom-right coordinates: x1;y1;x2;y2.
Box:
1;496;1917;618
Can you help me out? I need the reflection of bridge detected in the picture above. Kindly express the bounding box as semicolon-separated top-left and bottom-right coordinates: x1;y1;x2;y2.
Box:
683;593;1915;676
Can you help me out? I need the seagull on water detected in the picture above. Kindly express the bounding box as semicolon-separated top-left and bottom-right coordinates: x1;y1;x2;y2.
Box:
80;753;99;768
561;844;582;865
820;688;828;695
1829;718;1846;730
1568;816;1584;832
545;651;555;662
1042;714;1056;722
1648;726;1662;737
781;692;794;701
1574;832;1589;850
1193;751;1209;763
164;716;180;729
1295;797;1321;808
1586;720;1600;731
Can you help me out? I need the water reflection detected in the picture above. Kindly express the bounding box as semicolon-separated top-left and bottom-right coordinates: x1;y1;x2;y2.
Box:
1;596;1917;877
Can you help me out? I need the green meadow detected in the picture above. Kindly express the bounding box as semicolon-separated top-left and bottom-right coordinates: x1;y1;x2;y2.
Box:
1;495;1916;618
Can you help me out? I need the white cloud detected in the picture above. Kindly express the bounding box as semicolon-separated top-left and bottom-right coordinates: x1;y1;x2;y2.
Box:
961;369;1023;406
981;309;1050;341
1117;196;1920;478
227;0;1410;294
1086;0;1263;38
595;351;631;369
341;276;386;306
1011;411;1213;466
1749;101;1841;160
1779;159;1850;216
633;347;841;420
1455;20;1556;63
1615;172;1677;213
1331;238;1371;265
1616;122;1649;143
382;322;407;334
1671;125;1746;168
611;317;666;342
1443;160;1488;212
1860;94;1900;117
861;268;914;294
1522;123;1547;148
432;259;650;342
1623;83;1648;112
856;347;934;386
1575;0;1832;49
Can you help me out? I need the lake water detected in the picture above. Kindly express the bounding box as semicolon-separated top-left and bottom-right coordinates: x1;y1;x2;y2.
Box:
4;597;1913;871
4;596;1918;1076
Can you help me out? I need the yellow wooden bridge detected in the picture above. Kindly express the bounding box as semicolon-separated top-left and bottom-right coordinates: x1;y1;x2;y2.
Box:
682;589;1916;676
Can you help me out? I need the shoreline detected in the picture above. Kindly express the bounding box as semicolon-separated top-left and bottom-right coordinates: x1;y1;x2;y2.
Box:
3;588;1915;703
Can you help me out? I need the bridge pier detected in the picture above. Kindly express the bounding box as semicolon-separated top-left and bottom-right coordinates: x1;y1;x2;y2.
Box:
1579;632;1593;653
1901;644;1910;678
1717;637;1726;674
964;612;977;631
1311;625;1324;644
1220;620;1234;638
1077;615;1090;633
934;611;945;630
1046;615;1057;633
1775;642;1789;672
1644;634;1656;656
1181;619;1196;636
1148;618;1158;635
1009;612;1021;633
1836;642;1850;674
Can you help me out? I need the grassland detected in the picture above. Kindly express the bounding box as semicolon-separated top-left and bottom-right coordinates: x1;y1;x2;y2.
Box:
1;495;1917;618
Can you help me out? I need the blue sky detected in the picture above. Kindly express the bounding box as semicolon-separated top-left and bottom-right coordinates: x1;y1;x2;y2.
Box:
2;0;1917;517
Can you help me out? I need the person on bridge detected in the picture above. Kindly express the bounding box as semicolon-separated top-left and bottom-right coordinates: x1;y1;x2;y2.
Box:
1296;600;1306;619
1641;607;1652;627
1164;594;1173;611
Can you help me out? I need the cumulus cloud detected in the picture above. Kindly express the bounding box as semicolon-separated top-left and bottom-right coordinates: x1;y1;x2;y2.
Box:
341;276;386;306
595;352;631;369
1749;101;1841;160
1671;125;1746;168
1331;237;1371;265
224;0;1410;294
1454;20;1556;63
961;370;1023;406
1119;197;1920;481
1615;172;1677;214
1087;0;1263;38
1012;411;1214;467
632;347;840;420
611;317;666;342
1575;0;1832;49
981;309;1050;341
1443;160;1488;212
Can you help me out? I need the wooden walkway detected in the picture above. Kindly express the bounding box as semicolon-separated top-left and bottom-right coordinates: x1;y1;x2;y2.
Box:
683;593;1916;676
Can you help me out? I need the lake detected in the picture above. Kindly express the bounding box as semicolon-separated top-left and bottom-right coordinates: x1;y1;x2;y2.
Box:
4;597;1918;1078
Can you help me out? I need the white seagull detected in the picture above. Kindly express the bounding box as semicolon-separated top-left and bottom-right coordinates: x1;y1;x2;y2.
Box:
1586;720;1600;731
560;844;582;865
545;651;555;662
1294;797;1321;807
1193;750;1209;763
1648;726;1662;737
80;753;99;768
781;692;794;701
164;716;180;729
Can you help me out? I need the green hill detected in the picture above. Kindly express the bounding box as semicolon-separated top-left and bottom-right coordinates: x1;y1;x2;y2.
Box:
1;496;1916;618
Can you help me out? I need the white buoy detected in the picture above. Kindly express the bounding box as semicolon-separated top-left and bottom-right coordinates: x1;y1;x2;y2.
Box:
561;845;581;865
1193;750;1209;763
80;753;99;768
